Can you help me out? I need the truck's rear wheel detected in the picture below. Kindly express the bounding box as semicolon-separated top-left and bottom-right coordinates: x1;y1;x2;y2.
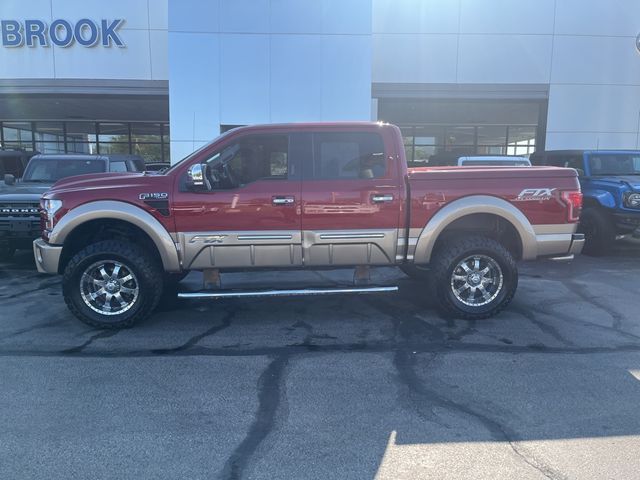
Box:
429;236;517;320
62;240;163;329
579;207;615;256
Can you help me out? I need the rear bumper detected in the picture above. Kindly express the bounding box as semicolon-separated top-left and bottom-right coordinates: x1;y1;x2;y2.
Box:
568;233;585;254
534;231;584;259
544;234;584;261
33;238;62;274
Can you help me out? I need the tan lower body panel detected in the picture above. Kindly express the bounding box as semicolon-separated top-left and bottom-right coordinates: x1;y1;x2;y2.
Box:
303;229;398;266
175;229;400;269
176;231;303;269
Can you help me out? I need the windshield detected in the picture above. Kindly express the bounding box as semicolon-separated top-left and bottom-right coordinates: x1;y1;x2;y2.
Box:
22;158;106;182
589;154;640;176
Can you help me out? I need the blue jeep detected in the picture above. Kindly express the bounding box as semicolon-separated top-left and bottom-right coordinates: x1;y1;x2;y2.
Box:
530;150;640;255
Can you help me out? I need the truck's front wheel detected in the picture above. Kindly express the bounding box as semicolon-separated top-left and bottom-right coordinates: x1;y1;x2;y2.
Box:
62;240;163;329
429;236;517;320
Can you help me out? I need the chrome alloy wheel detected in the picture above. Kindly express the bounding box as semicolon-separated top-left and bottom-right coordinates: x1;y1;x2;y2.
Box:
80;260;139;316
450;254;504;307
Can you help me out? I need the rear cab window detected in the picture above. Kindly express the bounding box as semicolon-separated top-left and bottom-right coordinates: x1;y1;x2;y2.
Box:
109;161;128;172
309;132;387;180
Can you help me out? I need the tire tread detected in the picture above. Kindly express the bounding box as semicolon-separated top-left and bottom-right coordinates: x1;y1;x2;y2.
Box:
62;240;163;329
429;236;517;320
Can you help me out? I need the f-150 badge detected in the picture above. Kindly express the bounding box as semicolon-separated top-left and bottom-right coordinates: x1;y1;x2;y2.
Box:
516;188;556;201
139;192;169;200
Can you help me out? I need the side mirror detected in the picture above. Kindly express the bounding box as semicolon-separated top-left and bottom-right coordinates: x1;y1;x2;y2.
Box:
186;164;208;191
4;174;15;185
574;168;585;177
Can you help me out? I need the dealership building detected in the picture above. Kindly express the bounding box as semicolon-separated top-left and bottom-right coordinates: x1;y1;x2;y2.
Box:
1;0;639;165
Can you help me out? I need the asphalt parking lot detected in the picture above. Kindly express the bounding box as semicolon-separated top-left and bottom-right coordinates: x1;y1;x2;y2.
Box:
1;241;640;480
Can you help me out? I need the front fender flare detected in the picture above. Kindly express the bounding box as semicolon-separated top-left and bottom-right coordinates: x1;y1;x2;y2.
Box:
583;189;616;209
413;195;538;263
49;200;180;272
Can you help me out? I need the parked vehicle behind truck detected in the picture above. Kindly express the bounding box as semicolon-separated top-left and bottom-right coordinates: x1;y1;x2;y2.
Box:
530;150;640;255
34;123;584;328
0;154;144;258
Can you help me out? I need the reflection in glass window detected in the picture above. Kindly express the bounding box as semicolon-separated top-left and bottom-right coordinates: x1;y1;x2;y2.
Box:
98;123;129;143
2;122;33;150
313;132;386;180
109;161;128;172
0;121;170;163
66;122;97;142
204;134;289;189
401;124;537;165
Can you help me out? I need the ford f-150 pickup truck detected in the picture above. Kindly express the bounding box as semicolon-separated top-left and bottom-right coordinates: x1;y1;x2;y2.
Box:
34;123;584;328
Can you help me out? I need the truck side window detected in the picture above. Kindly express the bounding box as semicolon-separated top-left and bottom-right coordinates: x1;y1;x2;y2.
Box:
109;161;128;172
312;132;386;180
205;134;289;189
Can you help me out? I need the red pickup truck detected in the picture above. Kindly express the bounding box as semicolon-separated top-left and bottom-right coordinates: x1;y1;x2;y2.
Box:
34;122;584;328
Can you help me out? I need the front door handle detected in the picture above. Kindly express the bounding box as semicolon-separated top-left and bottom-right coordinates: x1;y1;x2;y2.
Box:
272;196;295;205
371;194;394;203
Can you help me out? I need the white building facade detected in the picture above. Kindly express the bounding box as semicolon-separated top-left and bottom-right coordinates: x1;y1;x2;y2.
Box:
1;0;639;164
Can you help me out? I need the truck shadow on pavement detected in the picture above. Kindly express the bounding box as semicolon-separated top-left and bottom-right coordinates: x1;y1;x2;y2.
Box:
1;240;640;479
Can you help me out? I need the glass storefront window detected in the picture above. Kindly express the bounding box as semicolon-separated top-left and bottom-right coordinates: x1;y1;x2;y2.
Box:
414;126;444;145
477;125;508;146
132;143;162;162
34;122;65;153
400;123;537;164
98;143;131;155
131;122;161;141
163;143;170;164
0;121;168;163
414;145;437;162
445;126;474;146
507;126;536;155
66;122;97;145
66;142;97;154
2;122;33;150
98;123;129;143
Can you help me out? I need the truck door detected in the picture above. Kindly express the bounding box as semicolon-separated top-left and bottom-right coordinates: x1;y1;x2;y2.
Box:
300;129;403;266
173;132;302;269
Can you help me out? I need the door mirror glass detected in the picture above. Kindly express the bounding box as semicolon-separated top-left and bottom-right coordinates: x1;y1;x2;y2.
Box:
4;174;15;185
186;164;207;191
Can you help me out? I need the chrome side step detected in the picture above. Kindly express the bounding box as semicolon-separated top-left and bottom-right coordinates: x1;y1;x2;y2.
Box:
177;285;398;299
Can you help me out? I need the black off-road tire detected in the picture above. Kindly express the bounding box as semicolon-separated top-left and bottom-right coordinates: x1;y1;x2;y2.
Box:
429;236;518;320
579;207;615;256
62;240;164;329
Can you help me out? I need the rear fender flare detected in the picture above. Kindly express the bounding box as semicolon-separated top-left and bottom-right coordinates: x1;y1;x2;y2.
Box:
49;200;180;272
413;195;537;263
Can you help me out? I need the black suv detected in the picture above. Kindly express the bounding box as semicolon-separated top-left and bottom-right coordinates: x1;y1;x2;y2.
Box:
0;154;144;259
0;149;35;179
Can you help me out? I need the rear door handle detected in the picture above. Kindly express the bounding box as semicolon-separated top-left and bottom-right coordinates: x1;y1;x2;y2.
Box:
272;196;295;205
371;194;394;203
